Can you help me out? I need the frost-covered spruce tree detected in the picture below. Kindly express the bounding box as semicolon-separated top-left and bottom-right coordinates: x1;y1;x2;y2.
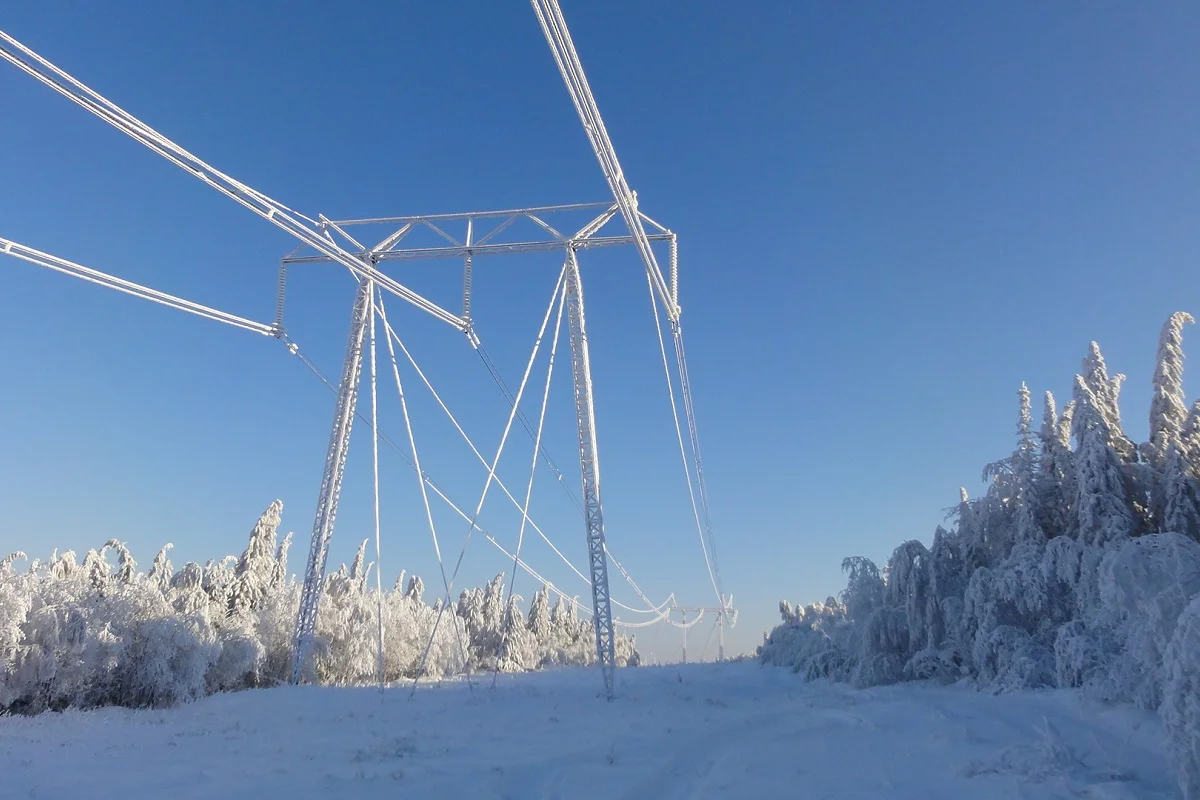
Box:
1081;342;1136;463
228;501;283;616
885;540;932;656
549;595;593;665
1163;402;1200;543
147;544;173;594
1146;313;1195;529
313;545;380;684
1036;392;1072;539
528;584;552;643
955;489;989;574
1147;313;1194;468
1013;384;1047;547
497;595;537;672
107;540;136;585
1073;375;1136;547
925;525;966;657
270;531;292;589
1082;342;1153;535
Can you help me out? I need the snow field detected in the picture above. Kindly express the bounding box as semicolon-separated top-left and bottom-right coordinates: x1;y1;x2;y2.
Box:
0;661;1174;799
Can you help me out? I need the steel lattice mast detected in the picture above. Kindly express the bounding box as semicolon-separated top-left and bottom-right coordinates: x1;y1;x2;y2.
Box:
562;250;616;697
291;277;374;680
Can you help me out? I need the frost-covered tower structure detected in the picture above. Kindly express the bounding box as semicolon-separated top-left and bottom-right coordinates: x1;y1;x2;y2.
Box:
0;0;731;701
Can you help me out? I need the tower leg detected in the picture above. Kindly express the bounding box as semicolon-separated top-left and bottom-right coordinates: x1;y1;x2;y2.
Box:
563;250;617;700
291;277;373;683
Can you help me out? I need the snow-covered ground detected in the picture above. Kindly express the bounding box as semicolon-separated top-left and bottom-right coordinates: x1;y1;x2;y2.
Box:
0;661;1175;799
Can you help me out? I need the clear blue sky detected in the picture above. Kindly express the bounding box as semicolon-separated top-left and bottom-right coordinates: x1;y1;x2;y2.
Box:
2;2;1199;660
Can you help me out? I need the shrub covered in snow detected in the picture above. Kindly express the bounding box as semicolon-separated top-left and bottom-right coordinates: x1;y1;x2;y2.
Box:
0;501;638;713
761;312;1200;798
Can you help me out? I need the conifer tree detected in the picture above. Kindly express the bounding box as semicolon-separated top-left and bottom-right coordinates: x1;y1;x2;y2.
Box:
1072;376;1135;546
1036;392;1071;539
148;544;173;593
270;532;292;589
1013;384;1046;546
84;547;110;591
106;540;136;585
527;584;552;642
1164;403;1200;541
1147;313;1194;468
349;539;368;591
405;575;425;604
228;501;283;616
1081;342;1136;462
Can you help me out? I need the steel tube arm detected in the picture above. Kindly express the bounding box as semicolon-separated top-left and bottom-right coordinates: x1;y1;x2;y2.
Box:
0;237;275;336
0;30;466;331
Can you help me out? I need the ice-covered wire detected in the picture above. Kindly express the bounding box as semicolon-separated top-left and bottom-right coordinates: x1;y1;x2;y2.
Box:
378;301;666;618
492;277;567;688
672;325;724;603
412;265;566;684
374;297;473;682
283;335;591;621
368;286;386;691
476;341;675;621
645;268;723;609
0;30;464;329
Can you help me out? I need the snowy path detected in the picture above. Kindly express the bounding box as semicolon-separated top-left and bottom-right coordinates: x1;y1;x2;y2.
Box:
1;662;1175;799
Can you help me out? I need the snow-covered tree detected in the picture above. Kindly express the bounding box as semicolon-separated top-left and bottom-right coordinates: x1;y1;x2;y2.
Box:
1164;438;1200;542
1147;312;1195;468
228;501;283;616
0;501;636;714
760;312;1200;794
528;584;552;642
497;595;537;672
107;540;136;585
1163;594;1200;800
1073;376;1135;547
1081;342;1136;462
148;544;173;594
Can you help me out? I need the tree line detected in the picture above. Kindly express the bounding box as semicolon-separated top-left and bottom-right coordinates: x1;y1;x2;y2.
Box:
0;500;637;714
761;312;1200;798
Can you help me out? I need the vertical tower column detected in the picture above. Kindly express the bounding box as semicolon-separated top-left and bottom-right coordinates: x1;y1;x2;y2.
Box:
292;276;374;683
563;249;617;700
718;608;726;662
462;217;474;324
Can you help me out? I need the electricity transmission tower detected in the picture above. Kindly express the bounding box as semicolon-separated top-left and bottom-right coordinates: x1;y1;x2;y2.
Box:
0;1;731;701
670;604;739;663
284;200;681;698
288;2;696;700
